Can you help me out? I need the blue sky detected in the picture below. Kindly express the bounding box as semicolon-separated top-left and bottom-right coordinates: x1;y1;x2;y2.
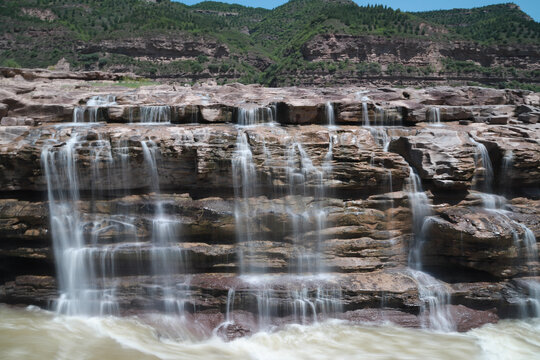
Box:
173;0;540;21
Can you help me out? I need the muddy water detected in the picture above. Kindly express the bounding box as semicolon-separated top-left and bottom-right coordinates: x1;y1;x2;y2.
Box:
1;306;539;360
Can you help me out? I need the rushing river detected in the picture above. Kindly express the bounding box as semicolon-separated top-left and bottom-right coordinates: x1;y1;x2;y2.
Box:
1;306;539;360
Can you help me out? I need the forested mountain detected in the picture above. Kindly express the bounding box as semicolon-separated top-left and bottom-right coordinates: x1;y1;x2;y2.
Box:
1;0;538;88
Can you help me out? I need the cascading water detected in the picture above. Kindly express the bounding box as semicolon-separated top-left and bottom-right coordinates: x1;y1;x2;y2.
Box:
406;168;432;269
428;107;441;126
500;150;514;195
286;141;327;274
73;95;116;123
141;141;187;315
469;137;539;317
231;125;341;328
137;106;172;124
232;131;258;274
470;137;494;197
360;99;400;152
362;97;370;126
41;127;121;315
41;125;190;317
405;166;455;331
237;106;276;126
325;102;336;127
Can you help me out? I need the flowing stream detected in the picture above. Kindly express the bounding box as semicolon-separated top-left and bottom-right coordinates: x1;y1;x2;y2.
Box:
1;306;539;360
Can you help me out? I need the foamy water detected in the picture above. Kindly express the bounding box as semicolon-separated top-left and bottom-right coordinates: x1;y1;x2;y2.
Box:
1;306;539;360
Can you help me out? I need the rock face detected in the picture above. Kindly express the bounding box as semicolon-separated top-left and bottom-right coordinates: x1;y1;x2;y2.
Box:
81;36;230;61
0;72;538;336
302;34;539;71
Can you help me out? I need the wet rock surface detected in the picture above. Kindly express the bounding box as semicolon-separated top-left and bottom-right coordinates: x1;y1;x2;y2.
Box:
0;74;538;336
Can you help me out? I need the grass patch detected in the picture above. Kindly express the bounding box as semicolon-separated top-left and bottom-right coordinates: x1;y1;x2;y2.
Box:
90;77;158;88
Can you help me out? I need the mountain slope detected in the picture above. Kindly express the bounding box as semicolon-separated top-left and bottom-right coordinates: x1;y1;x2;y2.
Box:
0;0;538;88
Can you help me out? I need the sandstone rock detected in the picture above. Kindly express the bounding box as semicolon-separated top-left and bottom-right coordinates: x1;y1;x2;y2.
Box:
515;104;538;115
518;112;539;124
426;305;499;332
423;206;540;278
488;115;508;125
0;78;537;332
200;104;233;123
0;103;7;118
0;117;34;126
473;116;489;123
388;127;476;190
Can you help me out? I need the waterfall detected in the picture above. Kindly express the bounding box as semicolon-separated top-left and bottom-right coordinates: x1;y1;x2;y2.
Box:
409;270;454;332
237;106;276;126
514;224;540;318
500;150;514;195
406;167;432;269
225;288;235;324
470;137;495;207
361;100;395;151
138;106;171;123
41;129;120;315
325;102;335;127
369;127;390;151
286;141;327;274
469;137;539;318
232;131;257;274
231;127;340;328
73;95;116;123
405;166;455;331
362;97;370;126
141;141;187;315
471;138;494;192
41;126;189;317
428;107;441;126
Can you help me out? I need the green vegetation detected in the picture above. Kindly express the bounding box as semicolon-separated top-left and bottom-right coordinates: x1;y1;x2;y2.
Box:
498;81;540;92
90;77;158;88
416;4;540;45
0;0;538;89
442;58;539;78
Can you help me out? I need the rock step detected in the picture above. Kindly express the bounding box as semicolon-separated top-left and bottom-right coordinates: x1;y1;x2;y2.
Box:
3;102;531;126
1;272;536;318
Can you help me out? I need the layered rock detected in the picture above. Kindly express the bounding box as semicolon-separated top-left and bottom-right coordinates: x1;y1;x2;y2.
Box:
0;73;538;336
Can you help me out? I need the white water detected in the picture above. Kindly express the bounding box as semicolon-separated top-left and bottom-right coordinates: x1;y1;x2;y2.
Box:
428;107;442;126
1;306;539;360
470;137;494;196
406;167;431;269
361;99;399;151
362;97;370;126
141;141;187;315
232;131;258;274
231;126;339;327
501;150;514;195
73;95;116;123
237;106;276;126
139;106;172;123
41;131;120;315
405;167;455;331
469;137;539;316
40;126;191;317
325;102;335;127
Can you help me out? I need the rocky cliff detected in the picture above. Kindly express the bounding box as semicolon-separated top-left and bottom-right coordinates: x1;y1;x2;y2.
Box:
0;69;538;337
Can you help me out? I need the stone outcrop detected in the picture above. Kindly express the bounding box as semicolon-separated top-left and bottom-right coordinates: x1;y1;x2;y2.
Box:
0;72;538;335
302;34;539;71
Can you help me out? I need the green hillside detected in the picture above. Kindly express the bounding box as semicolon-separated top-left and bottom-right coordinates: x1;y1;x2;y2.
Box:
0;0;538;87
